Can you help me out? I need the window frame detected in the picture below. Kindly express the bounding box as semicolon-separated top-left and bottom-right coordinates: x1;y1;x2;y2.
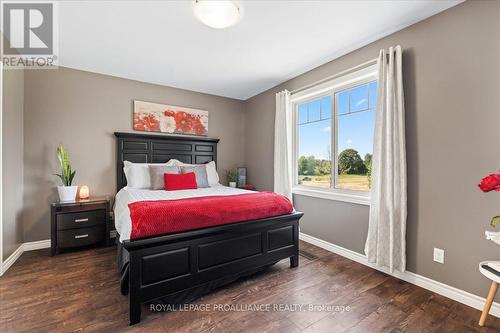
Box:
291;64;378;205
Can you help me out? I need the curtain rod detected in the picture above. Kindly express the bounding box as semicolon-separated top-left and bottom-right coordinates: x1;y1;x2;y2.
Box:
290;57;378;95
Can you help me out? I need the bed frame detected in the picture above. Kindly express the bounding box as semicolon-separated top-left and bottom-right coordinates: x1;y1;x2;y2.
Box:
115;132;303;325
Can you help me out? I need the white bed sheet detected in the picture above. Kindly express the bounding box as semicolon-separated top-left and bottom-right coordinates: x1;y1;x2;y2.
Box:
114;185;254;242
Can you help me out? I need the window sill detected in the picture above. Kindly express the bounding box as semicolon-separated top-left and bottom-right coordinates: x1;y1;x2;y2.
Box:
292;186;371;206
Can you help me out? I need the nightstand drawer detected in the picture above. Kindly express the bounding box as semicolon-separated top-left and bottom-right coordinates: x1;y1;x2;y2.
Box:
57;210;105;230
57;226;105;249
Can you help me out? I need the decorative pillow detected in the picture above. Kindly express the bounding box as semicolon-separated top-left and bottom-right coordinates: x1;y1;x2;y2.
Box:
173;160;219;187
123;160;179;189
123;161;152;189
205;161;220;187
149;165;180;190
165;159;183;166
164;172;197;191
181;165;209;188
164;159;178;166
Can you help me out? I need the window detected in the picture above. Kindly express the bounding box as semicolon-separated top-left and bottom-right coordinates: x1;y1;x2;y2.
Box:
292;65;377;202
335;81;377;191
297;96;332;188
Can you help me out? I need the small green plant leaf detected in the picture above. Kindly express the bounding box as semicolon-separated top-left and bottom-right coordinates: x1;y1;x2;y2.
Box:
69;170;76;186
54;174;65;186
54;145;76;186
227;169;238;182
491;216;500;228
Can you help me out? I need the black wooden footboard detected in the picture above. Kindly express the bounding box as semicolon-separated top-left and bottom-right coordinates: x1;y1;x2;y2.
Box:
123;212;303;325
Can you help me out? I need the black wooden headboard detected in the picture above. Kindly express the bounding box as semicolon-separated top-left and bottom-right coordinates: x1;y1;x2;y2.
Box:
114;132;219;192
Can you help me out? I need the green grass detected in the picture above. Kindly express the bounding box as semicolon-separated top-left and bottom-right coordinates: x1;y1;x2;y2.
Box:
298;174;370;191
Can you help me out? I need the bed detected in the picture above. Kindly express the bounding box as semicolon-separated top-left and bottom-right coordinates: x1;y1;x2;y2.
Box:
114;132;303;325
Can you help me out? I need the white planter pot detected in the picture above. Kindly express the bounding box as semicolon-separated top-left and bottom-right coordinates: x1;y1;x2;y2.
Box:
486;231;500;246
229;182;237;188
57;186;78;202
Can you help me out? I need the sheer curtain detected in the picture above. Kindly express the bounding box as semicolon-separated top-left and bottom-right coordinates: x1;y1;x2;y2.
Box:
274;90;293;203
364;46;407;273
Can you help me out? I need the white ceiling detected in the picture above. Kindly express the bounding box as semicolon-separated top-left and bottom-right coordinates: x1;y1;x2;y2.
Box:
59;1;462;100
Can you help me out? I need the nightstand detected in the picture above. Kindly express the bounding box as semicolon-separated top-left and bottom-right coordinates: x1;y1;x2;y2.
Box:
51;197;112;256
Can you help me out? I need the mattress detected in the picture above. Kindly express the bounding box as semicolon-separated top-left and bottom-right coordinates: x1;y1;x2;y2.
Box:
114;185;253;242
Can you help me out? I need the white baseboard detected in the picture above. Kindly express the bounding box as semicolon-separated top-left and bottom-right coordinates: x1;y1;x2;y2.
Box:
299;232;500;318
23;239;51;251
0;239;51;276
1;244;24;276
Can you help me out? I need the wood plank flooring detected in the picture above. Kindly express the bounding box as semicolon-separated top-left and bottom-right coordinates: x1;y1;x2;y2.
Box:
1;241;499;333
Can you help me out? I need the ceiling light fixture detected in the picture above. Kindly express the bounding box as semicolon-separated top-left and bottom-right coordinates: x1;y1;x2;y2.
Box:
192;0;241;29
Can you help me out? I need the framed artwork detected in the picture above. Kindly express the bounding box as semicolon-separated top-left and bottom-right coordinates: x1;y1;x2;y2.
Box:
133;100;208;136
237;167;246;187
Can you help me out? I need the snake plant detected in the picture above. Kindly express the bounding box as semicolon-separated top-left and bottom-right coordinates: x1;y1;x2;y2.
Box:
54;145;76;186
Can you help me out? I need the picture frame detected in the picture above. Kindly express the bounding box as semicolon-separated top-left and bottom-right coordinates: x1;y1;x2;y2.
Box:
133;100;208;136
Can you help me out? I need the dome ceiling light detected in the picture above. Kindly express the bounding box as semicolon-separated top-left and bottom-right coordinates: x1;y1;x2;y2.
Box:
192;0;241;29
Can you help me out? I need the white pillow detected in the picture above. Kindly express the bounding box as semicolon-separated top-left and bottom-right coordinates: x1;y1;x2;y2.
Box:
166;159;183;166
205;161;220;187
169;159;220;187
123;160;177;189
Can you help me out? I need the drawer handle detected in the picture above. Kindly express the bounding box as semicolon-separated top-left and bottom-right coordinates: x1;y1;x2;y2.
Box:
75;234;89;239
74;218;89;223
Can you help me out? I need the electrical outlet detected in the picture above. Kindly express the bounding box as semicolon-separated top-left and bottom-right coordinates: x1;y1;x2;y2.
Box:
433;248;445;264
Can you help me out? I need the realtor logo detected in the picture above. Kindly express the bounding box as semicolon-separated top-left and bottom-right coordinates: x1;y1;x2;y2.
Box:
2;1;58;68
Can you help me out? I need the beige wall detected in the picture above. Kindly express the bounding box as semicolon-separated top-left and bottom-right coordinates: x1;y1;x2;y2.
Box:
245;0;500;299
23;67;246;241
2;67;24;260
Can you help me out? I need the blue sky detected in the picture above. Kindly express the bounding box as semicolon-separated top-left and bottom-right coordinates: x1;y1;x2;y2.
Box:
298;81;377;160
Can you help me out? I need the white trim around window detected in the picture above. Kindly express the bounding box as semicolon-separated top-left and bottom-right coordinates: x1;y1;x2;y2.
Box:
0;61;3;269
293;185;370;206
290;63;377;205
291;64;377;103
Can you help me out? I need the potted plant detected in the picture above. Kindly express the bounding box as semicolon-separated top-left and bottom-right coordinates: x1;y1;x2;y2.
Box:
54;145;77;202
478;171;500;245
227;169;238;188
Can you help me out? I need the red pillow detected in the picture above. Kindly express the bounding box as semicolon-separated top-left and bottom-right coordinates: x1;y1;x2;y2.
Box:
164;172;198;191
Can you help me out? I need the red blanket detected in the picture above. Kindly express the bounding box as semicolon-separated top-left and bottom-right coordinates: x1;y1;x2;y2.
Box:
128;192;293;239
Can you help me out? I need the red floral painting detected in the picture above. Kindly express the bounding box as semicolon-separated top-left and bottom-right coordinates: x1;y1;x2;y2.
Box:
133;100;208;136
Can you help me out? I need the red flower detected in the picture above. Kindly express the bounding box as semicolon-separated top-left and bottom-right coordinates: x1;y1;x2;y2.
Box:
243;184;255;190
174;111;193;133
189;115;207;136
134;113;160;131
133;114;145;131
478;173;500;192
194;123;207;136
163;109;175;117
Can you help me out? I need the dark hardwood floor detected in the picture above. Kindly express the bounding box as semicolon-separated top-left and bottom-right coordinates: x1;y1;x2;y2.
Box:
1;241;499;333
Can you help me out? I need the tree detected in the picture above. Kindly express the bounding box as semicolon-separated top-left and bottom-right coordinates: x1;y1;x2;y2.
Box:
315;159;331;176
298;156;308;175
364;153;372;168
298;155;316;175
338;149;367;175
365;153;373;188
306;156;316;175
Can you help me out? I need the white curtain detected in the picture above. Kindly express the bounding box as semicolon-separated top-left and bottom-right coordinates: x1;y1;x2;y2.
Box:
364;46;407;273
274;90;293;203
